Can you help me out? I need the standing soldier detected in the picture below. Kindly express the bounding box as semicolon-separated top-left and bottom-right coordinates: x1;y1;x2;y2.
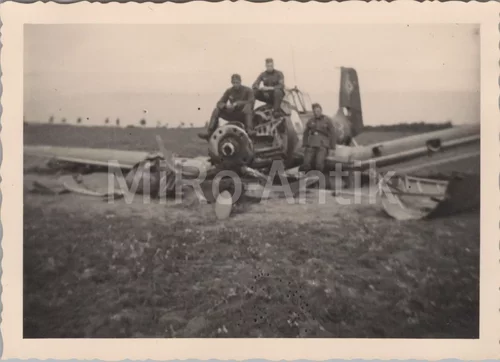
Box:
198;74;255;140
252;58;285;117
300;103;336;172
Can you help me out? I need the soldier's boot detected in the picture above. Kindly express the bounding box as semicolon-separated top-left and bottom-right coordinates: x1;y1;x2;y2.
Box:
198;109;220;140
246;129;257;137
244;114;256;137
242;105;256;137
272;89;285;117
197;132;210;140
299;147;315;173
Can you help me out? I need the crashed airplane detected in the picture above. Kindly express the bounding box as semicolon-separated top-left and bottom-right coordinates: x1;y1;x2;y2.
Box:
24;67;480;220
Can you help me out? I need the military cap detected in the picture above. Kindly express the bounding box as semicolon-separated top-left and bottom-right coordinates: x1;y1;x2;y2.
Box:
311;103;322;110
231;74;242;82
265;58;274;63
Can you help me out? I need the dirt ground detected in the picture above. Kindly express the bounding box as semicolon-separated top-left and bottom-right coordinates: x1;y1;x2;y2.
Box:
23;171;479;338
23;124;480;338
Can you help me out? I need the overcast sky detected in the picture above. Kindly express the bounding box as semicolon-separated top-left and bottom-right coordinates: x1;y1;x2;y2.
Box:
24;24;480;126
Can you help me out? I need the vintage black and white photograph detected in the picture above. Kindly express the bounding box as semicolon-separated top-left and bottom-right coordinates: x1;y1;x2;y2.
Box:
22;22;481;339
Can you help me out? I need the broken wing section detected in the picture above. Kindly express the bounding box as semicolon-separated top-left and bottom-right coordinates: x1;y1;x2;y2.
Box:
323;124;480;220
24;145;150;170
24;144;212;198
380;173;480;220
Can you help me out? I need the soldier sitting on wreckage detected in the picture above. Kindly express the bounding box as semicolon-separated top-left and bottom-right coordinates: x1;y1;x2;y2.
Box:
252;57;286;118
198;73;255;140
198;58;287;141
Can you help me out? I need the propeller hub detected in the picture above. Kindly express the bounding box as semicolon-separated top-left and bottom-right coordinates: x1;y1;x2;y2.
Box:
221;142;236;157
208;123;254;167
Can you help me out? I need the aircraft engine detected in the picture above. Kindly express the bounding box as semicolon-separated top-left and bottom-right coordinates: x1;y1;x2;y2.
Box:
208;123;255;168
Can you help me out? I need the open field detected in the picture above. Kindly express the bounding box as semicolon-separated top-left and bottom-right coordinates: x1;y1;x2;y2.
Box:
24;123;450;157
23;123;480;338
24;177;479;338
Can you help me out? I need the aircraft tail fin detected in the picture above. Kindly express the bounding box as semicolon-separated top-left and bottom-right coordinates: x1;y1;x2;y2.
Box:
338;67;363;137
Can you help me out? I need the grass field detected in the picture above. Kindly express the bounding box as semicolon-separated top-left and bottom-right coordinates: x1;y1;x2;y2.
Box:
23;123;480;338
24;123;441;157
24;186;479;338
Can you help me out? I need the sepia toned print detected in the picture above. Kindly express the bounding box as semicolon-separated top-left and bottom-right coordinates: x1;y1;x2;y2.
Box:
1;1;499;360
22;21;481;337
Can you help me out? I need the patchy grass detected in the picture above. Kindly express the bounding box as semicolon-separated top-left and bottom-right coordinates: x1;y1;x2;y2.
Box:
24;123;439;157
24;124;208;158
23;122;479;338
24;195;479;338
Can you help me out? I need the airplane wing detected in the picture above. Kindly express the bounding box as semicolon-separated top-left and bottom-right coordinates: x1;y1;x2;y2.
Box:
320;124;480;220
379;173;480;220
24;145;149;170
324;123;480;176
24;144;212;176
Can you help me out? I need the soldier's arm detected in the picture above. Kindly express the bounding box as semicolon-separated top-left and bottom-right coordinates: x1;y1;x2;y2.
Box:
217;89;230;107
252;73;264;89
233;88;255;106
275;71;285;90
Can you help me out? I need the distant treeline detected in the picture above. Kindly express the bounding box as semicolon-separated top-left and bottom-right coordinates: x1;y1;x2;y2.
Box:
36;115;198;129
363;121;453;132
25;120;454;133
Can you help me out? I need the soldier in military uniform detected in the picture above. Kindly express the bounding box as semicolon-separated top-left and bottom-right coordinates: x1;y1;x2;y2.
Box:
198;74;255;140
300;103;336;172
252;58;285;116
